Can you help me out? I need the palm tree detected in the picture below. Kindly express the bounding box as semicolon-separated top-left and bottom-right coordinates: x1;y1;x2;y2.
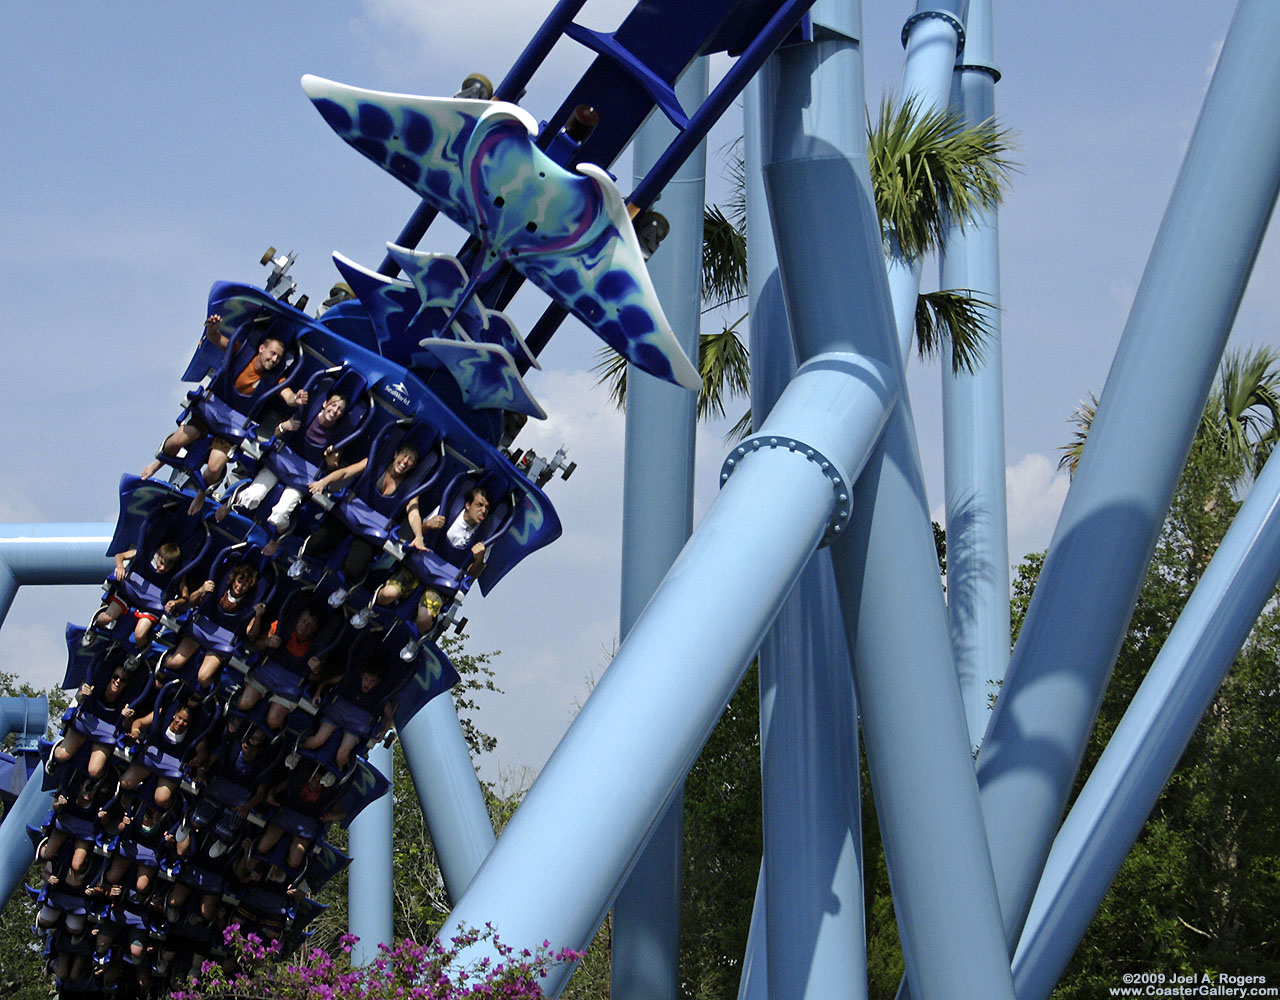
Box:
595;97;1016;438
1057;346;1280;483
1204;346;1280;482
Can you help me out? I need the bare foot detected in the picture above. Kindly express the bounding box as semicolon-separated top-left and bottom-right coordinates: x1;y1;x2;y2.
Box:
187;491;207;517
213;503;231;523
139;458;162;480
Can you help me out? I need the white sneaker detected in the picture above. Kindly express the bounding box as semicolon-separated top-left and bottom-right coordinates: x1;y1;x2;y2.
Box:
327;588;348;609
400;639;420;662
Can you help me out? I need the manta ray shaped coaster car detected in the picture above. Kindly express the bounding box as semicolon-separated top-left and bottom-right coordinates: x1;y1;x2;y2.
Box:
301;75;701;393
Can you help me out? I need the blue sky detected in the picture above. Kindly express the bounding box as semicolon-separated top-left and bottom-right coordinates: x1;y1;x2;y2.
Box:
2;1;1275;778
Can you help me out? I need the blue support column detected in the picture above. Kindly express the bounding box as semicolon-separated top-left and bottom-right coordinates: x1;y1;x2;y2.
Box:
438;342;898;996
756;9;1015;999
0;523;114;622
744;51;867;998
0;763;51;909
348;743;394;966
0;698;48;740
1012;447;1280;1000
735;864;769;1000
939;0;1009;747
436;7;1009;995
611;59;709;1000
397;693;495;900
0;561;16;633
974;0;1280;952
888;1;968;361
0;524;109;908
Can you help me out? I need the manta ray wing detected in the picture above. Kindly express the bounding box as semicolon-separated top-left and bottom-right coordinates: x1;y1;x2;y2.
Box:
418;338;547;420
301;74;538;233
331;253;427;366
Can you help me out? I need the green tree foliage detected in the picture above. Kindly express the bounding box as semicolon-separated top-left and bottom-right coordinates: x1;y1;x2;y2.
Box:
678;661;762;999
824;436;1280;997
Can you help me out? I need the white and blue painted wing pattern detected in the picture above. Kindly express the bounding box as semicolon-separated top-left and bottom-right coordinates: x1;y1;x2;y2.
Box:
331;253;426;364
301;74;515;232
418;338;547;420
386;244;539;369
334;252;545;418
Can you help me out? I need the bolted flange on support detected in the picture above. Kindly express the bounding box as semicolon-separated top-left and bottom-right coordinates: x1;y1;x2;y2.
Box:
718;351;900;546
720;435;854;545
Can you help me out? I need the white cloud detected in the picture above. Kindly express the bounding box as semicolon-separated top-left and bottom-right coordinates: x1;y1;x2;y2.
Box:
0;495;42;523
1006;452;1070;562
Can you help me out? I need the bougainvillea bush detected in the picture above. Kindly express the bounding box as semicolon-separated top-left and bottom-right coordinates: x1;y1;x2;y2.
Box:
170;924;581;1000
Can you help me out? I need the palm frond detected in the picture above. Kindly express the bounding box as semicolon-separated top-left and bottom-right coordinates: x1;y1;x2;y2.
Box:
1059;348;1280;484
721;136;747;233
1208;345;1280;481
697;315;751;422
591;346;629;409
868;95;1017;261
725;407;754;444
703;204;748;308
1058;392;1098;478
914;289;994;374
590;316;751;426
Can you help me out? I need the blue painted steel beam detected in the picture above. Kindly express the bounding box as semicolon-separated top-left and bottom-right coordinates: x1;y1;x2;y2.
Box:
437;339;898;996
348;743;395;966
627;0;817;212
494;0;591;103
0;762;51;910
0;698;48;740
757;15;1014;999
973;0;1280;953
611;58;708;1000
0;523;114;622
1012;446;1280;1000
887;3;967;362
938;0;1009;748
744;42;867;996
735;863;768;1000
397;693;495;900
0;526;109;908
